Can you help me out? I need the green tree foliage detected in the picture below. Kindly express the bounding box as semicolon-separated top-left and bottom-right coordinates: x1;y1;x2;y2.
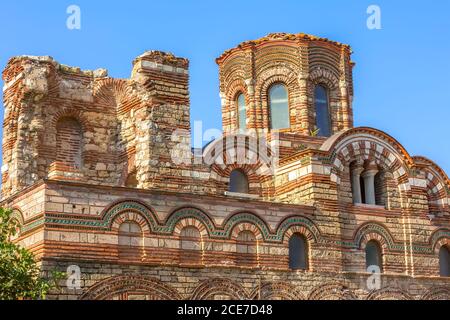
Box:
0;207;64;300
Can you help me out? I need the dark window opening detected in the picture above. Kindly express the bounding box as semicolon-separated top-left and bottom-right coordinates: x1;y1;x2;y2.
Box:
314;85;331;137
229;169;249;193
439;245;450;277
365;240;383;273
289;233;308;270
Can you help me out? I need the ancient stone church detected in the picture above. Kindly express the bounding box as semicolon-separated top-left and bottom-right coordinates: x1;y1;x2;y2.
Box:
1;33;449;300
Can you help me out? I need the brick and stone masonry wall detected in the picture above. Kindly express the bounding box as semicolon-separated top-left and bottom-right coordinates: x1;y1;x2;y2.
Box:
3;179;450;299
1;33;449;299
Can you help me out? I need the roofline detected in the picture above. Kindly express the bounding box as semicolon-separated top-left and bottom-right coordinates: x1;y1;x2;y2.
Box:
216;32;352;64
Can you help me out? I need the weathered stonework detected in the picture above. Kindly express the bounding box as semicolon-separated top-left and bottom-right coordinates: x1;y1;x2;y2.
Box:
1;33;449;300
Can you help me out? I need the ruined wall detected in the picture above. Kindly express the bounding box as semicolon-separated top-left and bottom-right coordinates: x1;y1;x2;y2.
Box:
1;52;214;198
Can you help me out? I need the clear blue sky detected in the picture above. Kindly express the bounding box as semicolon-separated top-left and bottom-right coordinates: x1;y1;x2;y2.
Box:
1;0;449;174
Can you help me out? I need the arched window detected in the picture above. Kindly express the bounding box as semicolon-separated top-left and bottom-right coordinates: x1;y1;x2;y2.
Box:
118;221;142;246
439;245;450;277
56;116;83;169
269;83;290;130
180;226;201;250
237;93;246;130
236;230;256;254
229;169;249;193
118;221;143;259
289;233;308;270
180;226;202;264
236;230;257;266
314;85;331;137
365;240;383;273
350;161;386;206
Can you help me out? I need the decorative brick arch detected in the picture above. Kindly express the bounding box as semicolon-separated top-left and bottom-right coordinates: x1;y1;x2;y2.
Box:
101;199;159;231
307;282;357;300
220;53;249;93
164;207;216;236
92;78;131;108
414;157;450;214
190;278;250;300
332;138;408;186
50;109;89;131
110;210;151;236
309;67;339;90
256;65;298;99
230;222;263;241
210;162;268;197
251;282;306;300
173;217;208;239
282;224;317;244
225;79;248;104
80;275;181;300
275;215;321;243
359;232;388;259
366;287;413;300
421;286;450;300
354;222;396;251
45;203;324;244
204;132;276;181
324;128;414;208
217;163;259;179
429;228;450;254
221;212;272;240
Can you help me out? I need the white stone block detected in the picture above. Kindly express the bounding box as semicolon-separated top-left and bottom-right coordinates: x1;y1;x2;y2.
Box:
288;170;298;181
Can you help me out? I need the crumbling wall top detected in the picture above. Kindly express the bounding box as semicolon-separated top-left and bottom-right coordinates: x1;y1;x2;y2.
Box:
3;55;108;81
133;50;189;69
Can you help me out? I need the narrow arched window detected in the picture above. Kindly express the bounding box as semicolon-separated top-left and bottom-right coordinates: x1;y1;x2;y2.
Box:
314;85;331;137
365;240;383;272
56;116;83;168
180;226;202;264
289;233;308;270
269;83;290;130
236;230;256;254
118;221;142;247
229;169;249;193
237;93;246;130
236;230;257;266
439;245;450;277
118;221;143;259
180;226;201;251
